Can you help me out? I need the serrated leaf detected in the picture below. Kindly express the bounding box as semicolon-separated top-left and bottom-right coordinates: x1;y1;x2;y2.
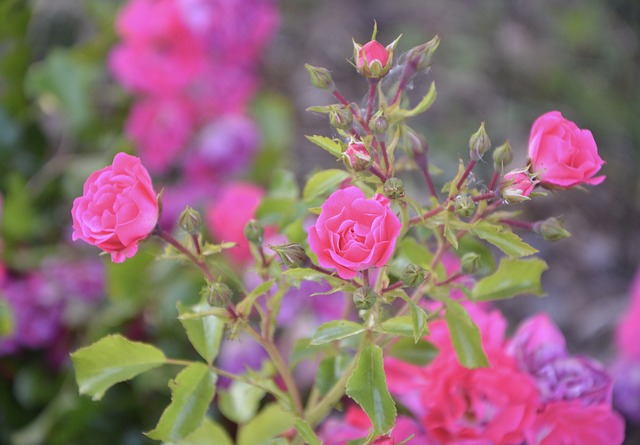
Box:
290;338;331;365
71;335;166;401
303;169;351;203
377;316;414;337
218;380;266;424
305;135;344;158
346;344;396;435
443;211;459;250
406;81;437;116
444;301;489;368
310;320;366;345
178;302;225;365
167;418;233;445
293;418;322;445
388;338;439;366
237;403;294;445
147;363;217;442
472;221;538;257
472;258;548;301
395;292;430;342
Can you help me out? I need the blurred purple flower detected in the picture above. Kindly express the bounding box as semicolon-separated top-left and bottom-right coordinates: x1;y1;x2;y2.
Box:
215;331;268;388
611;357;640;423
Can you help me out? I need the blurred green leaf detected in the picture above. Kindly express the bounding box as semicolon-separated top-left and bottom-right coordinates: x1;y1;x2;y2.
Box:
0;300;13;336
377;316;414;338
457;235;496;275
106;251;155;305
316;353;349;396
166;418;233;445
472;258;548;301
444;300;489;368
388;338;439;366
293;418;322;445
71;334;166;400
268;169;299;199
177;302;225;365
218;380;265;424
310;320;365;345
2;174;35;242
471;221;538;257
303;169;350;203
147;363;217;442
236;403;293;445
346;344;396;435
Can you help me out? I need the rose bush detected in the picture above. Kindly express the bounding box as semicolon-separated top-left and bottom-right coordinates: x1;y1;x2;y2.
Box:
307;186;402;279
71;152;159;262
528;110;605;188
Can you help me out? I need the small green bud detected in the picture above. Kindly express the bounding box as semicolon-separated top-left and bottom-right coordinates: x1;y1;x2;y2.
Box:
454;194;476;219
244;219;264;245
492;140;513;171
401;264;427;287
534;217;571;241
269;243;311;268
178;206;201;235
206;282;233;306
370;111;388;135
329;105;353;130
405;35;440;71
469;122;491;161
461;252;482;274
384;177;405;200
353;286;377;310
305;64;335;91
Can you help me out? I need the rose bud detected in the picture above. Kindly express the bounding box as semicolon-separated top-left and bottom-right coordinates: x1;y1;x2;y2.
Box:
329;105;353;130
499;168;538;203
492;140;513;171
383;177;405;200
269;243;311;268
469;122;491;161
178;206;201;235
343;141;372;172
534;217;571;241
353;27;400;79
71;152;159;263
304;63;335;91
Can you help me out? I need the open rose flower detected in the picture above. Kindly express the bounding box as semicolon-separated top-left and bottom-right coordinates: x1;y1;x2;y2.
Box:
71;152;158;263
528;111;605;188
308;186;402;279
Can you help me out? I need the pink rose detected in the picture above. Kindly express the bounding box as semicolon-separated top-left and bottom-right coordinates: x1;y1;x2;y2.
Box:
421;349;539;445
71;153;158;263
526;401;625;445
507;313;568;373
355;40;392;78
308;186;402;279
528;111;605;188
499;168;538;203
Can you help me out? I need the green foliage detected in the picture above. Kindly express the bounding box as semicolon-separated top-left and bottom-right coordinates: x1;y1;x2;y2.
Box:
147;363;217;442
293;418;322;445
472;258;548;301
218;380;266;424
471;221;538;257
71;335;167;401
166;418;233;445
177;302;225;365
303;169;351;203
346;344;397;436
236;403;294;445
305;135;343;159
444;301;489;368
0;299;14;336
310;320;365;345
388;338;439;366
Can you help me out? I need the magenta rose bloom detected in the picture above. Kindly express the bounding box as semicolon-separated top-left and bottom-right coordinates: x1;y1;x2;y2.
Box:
526;400;625;445
308;186;402;279
71;152;159;263
528;111;605;188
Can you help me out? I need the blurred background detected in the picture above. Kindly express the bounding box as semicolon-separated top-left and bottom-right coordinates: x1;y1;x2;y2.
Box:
0;0;638;443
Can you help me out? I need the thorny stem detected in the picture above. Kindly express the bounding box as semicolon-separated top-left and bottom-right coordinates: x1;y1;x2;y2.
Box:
456;160;477;191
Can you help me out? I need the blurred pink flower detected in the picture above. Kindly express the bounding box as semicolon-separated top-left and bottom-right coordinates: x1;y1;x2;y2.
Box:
507;313;567;373
616;267;640;360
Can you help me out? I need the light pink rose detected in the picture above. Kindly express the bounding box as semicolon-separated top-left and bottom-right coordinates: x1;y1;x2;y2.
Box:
308;186;402;279
71;153;158;263
525;401;625;445
528;111;605;188
499;168;538;203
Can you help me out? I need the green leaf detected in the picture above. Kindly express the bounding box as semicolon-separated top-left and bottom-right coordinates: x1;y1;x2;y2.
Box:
303;169;350;203
218;380;266;424
471;221;538;257
457;235;496;275
237;279;276;317
71;334;166;400
237;403;294;445
315;353;349;395
290;338;331;365
472;258;548;301
377;316;414;337
394;292;430;342
167;418;233;445
406;81;437;116
177;302;225;365
310;320;366;345
305;135;344;158
2;174;35;242
346;344;396;435
293;418;322;445
444;301;489;368
0;300;13;336
147;363;217;442
388;338;439;366
443;211;459;250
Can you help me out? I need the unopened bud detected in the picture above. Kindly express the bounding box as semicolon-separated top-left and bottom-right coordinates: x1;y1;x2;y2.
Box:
492;140;513;171
534;217;571;241
461;252;482;274
469;122;491;161
401;264;427;287
370;111;388;135
353;286;377;310
405;34;440;71
244;219;264;245
305;64;335;91
206;282;233;306
454;194;476;218
329;105;353;130
343;142;372;172
269;243;311;268
499;169;538;204
383;177;405;200
178;206;201;234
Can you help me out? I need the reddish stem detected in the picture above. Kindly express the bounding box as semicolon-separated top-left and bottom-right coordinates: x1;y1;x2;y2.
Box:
456;160;477;191
500;219;534;230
